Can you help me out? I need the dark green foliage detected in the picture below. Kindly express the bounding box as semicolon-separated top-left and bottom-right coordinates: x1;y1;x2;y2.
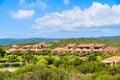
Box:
23;51;34;65
93;71;114;80
0;47;6;57
0;71;12;80
73;58;83;67
53;60;62;67
88;54;97;61
79;62;109;74
45;57;54;65
0;62;26;68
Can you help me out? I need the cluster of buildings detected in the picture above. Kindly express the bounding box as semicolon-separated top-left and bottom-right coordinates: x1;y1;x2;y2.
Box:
5;43;120;66
51;43;120;66
52;43;120;53
7;43;120;54
6;43;48;53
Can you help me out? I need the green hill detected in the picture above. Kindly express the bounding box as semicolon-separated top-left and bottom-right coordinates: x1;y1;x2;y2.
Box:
48;38;120;48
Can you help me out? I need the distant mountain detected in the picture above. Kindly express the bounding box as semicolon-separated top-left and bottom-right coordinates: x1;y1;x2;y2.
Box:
0;38;61;45
98;35;120;40
1;35;120;45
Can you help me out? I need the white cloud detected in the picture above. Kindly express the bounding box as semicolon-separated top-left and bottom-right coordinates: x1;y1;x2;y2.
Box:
29;0;47;10
20;0;47;10
20;0;25;3
32;2;120;32
10;9;35;19
63;0;70;5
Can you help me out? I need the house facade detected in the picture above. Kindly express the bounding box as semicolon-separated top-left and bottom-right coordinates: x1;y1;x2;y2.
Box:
52;47;68;53
103;47;120;53
77;44;94;53
102;56;120;66
6;43;46;53
52;43;120;54
93;44;107;52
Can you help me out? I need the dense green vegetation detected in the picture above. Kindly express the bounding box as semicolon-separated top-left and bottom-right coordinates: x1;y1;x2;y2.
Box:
0;50;120;80
1;38;120;80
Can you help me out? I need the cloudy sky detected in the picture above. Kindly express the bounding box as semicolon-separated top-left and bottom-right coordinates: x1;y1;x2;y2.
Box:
0;0;120;38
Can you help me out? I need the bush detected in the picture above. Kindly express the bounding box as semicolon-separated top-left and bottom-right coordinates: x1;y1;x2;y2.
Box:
0;63;9;68
0;62;26;68
45;57;54;65
79;62;109;74
73;58;83;67
53;60;62;67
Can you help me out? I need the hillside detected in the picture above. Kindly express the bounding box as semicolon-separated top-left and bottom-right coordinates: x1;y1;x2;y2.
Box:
48;38;120;48
1;35;120;45
0;38;61;45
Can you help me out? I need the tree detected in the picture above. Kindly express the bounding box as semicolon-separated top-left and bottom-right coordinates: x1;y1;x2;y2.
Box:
0;71;12;80
95;74;114;80
45;57;54;65
36;58;48;65
88;54;97;61
23;51;34;65
53;60;62;67
7;54;17;62
0;47;6;57
73;58;83;67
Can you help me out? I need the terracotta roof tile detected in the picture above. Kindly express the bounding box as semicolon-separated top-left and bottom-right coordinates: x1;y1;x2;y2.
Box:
24;45;32;48
103;47;120;52
77;44;94;47
94;44;106;47
103;56;120;62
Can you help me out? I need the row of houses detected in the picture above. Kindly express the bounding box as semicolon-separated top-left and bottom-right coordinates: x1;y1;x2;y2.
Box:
51;43;120;66
6;43;48;53
52;43;120;53
6;43;120;66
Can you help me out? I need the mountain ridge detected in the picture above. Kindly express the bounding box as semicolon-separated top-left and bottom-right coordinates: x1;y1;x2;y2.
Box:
0;38;61;45
1;35;120;45
98;35;120;40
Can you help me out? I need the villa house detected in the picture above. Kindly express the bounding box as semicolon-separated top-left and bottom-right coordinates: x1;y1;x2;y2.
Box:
32;43;46;52
6;43;47;53
6;45;21;53
6;48;18;53
22;45;33;51
77;44;94;53
12;45;21;50
93;44;107;52
103;47;120;53
102;56;120;66
71;48;81;53
52;47;68;53
19;48;26;53
67;44;77;51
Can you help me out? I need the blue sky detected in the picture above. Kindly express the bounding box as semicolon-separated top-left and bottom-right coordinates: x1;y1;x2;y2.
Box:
0;0;120;38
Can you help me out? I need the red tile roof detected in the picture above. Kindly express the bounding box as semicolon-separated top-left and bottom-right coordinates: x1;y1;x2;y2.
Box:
94;44;106;47
77;44;94;47
103;47;120;52
103;56;120;62
67;44;77;47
